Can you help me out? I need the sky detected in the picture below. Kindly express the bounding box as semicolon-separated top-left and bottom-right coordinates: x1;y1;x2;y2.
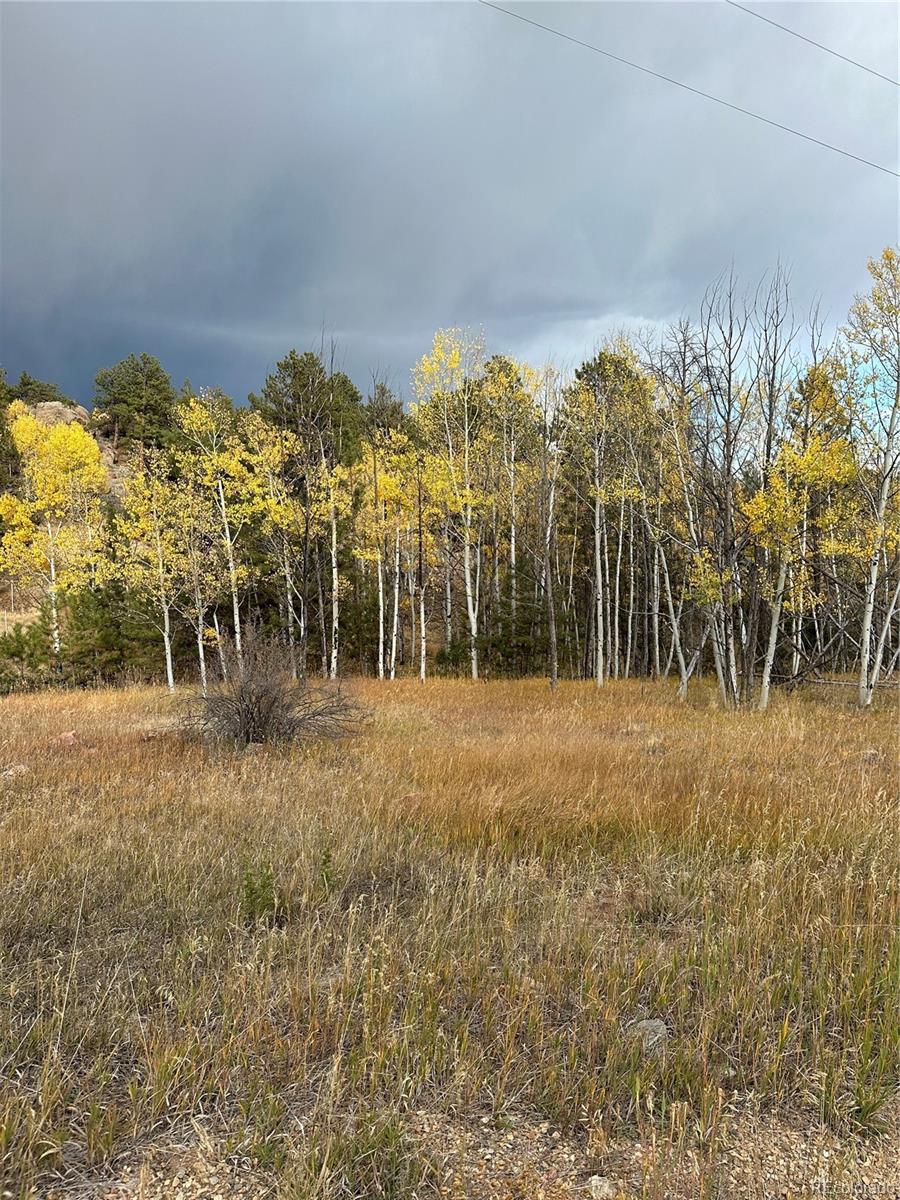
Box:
1;0;897;407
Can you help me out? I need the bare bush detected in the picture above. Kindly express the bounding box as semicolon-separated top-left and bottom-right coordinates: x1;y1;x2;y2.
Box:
181;631;362;746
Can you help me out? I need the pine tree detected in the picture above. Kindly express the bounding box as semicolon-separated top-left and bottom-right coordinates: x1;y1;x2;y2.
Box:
92;353;178;449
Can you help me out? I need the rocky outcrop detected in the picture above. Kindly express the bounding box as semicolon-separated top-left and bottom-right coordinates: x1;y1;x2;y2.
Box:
31;400;90;427
28;402;129;498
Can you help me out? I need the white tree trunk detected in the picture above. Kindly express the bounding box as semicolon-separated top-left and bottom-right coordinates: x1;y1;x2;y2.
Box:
603;509;612;673
329;503;339;680
216;476;242;671
161;603;175;693
462;521;479;680
859;550;882;706
758;557;788;712
153;522;175;692
709;605;731;707
657;539;689;698
48;583;61;659
612;487;625;678
864;568;900;703
389;526;401;680
376;551;385;680
651;541;661;679
509;452;518;624
593;442;605;687
282;548;298;680
624;504;635;679
407;531;417;673
195;605;208;697
46;527;62;661
443;520;452;649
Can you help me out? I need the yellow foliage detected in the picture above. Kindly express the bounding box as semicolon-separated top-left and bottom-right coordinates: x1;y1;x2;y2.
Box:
688;550;728;605
0;405;108;604
7;404;107;518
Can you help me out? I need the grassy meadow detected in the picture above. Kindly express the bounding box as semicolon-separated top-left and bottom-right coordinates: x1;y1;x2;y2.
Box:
0;679;897;1198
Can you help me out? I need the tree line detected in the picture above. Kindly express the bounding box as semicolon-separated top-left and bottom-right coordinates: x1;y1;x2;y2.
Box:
1;248;897;708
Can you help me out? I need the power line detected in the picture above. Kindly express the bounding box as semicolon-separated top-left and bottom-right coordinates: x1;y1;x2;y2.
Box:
477;0;899;179
725;0;898;87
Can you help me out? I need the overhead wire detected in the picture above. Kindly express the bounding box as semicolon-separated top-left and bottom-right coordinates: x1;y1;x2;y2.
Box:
477;0;899;178
724;0;898;88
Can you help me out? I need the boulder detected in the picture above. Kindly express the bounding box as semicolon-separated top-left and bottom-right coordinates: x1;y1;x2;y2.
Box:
31;401;90;427
629;1017;668;1055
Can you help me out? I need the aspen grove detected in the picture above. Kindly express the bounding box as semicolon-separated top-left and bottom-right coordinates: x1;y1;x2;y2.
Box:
1;249;898;708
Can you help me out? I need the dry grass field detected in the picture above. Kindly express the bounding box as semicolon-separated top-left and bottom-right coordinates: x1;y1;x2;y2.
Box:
0;680;897;1199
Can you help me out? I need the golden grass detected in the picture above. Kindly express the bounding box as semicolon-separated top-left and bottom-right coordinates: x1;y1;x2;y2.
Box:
0;610;37;635
0;679;897;1197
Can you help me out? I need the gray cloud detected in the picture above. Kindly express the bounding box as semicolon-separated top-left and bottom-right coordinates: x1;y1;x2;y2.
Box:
1;0;896;403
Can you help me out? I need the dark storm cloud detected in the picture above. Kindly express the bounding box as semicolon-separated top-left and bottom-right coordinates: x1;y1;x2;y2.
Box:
1;0;896;404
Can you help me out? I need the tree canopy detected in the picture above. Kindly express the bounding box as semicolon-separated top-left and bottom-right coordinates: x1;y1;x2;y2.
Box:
92;353;177;448
1;249;897;706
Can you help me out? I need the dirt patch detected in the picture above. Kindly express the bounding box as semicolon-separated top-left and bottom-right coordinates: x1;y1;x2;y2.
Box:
42;1111;898;1200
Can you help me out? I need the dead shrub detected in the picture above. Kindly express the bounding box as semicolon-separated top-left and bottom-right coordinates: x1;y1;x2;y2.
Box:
181;631;362;746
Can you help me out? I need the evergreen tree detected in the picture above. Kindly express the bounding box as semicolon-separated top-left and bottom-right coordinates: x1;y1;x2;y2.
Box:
92;353;177;448
0;370;20;490
250;349;365;465
5;370;75;409
365;381;408;438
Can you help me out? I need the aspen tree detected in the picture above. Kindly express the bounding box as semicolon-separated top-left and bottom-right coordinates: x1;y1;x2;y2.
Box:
843;248;900;706
242;413;305;677
175;482;223;696
358;430;412;678
356;430;391;678
566;379;608;685
117;452;183;692
482;357;541;659
176;391;256;673
0;403;107;664
308;459;353;678
537;366;564;690
2;254;894;700
117;451;189;696
413;329;485;679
